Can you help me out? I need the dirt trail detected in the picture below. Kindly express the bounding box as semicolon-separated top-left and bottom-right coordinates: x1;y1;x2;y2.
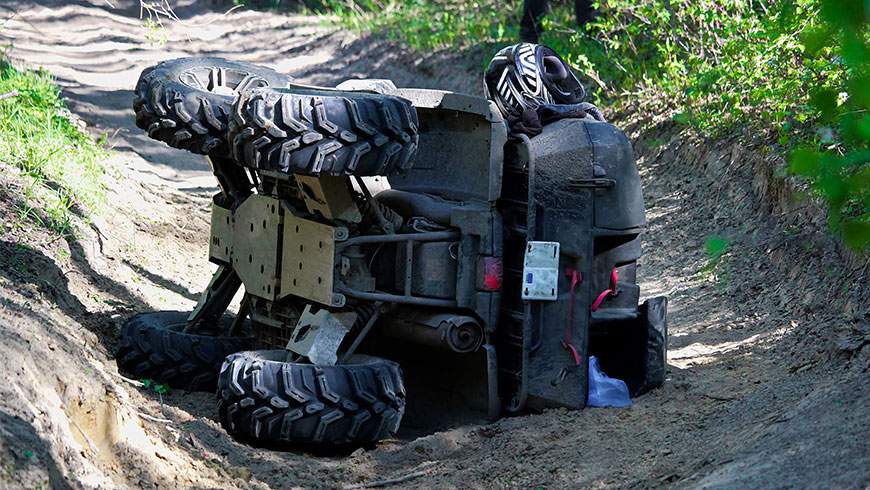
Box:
1;1;868;489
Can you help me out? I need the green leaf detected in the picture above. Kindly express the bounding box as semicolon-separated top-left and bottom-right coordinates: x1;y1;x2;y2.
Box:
816;174;848;206
705;235;729;260
858;115;870;142
141;378;152;388
847;167;870;195
819;152;847;173
847;73;870;109
810;88;838;121
820;0;866;31
800;26;832;56
777;0;797;30
672;112;691;125
839;113;870;145
840;31;869;68
789;147;820;176
842;220;870;250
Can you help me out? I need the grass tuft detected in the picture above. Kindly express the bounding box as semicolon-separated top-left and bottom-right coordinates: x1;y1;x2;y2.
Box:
0;57;107;236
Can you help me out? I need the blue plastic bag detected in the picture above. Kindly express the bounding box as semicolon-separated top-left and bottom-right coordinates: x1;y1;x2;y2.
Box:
587;356;632;408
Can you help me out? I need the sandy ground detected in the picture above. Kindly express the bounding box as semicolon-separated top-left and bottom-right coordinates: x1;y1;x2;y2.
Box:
0;1;868;488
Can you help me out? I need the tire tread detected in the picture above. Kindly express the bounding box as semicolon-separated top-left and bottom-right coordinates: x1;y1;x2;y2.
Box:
217;351;406;446
133;58;291;156
115;311;252;392
228;88;418;176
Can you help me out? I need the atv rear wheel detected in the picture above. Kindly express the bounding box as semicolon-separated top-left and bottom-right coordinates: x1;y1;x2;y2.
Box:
133;57;293;156
228;87;418;176
116;311;253;392
217;350;405;447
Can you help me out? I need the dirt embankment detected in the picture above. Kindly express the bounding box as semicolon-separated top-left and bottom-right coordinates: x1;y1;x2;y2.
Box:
0;1;867;489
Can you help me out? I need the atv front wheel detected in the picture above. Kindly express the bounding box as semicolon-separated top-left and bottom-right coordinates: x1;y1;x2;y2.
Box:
116;311;253;392
217;350;405;446
133;57;293;156
228;87;418;176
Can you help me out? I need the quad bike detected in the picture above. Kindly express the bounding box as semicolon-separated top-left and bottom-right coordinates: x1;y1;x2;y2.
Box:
116;58;668;447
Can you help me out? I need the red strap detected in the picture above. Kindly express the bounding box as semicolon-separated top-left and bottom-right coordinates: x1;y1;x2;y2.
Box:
591;289;613;311
591;267;619;312
562;268;582;365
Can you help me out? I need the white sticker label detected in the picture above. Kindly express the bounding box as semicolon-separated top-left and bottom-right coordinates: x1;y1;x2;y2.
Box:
521;241;560;301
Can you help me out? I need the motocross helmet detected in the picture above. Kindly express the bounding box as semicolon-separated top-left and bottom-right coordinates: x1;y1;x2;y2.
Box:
484;43;586;119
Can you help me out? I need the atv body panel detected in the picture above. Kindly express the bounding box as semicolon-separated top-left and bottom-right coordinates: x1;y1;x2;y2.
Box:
502;118;648;411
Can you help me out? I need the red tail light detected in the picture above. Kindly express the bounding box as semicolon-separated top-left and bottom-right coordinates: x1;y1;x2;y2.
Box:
482;257;503;291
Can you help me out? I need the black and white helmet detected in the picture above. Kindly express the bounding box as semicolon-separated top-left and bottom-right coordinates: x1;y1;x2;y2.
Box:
484;43;586;119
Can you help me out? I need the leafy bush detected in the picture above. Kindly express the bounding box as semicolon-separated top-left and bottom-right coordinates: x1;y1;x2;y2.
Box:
321;0;867;251
0;58;106;235
783;0;869;251
323;0;520;53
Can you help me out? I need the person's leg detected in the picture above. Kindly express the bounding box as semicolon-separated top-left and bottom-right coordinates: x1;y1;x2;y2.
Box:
520;0;549;43
574;0;596;27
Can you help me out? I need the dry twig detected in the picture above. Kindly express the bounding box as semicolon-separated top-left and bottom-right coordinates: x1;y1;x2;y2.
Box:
137;412;173;424
344;462;438;489
107;370;145;387
70;419;100;454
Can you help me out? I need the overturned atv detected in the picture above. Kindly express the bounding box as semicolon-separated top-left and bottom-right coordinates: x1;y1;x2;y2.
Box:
117;57;667;447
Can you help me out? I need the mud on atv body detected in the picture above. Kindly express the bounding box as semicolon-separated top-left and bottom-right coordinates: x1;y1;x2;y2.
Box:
119;65;667;447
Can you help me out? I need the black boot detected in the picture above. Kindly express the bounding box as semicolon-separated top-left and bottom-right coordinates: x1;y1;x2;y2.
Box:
519;0;548;43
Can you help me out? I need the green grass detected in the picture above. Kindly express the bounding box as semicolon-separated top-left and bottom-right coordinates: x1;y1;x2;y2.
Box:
315;0;868;251
0;57;107;236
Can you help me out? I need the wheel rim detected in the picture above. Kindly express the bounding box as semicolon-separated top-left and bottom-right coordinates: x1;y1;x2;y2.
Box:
179;66;271;97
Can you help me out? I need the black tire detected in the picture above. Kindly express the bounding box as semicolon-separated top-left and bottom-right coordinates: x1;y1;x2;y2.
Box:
133;57;293;156
634;296;668;396
217;350;406;447
228;87;418;176
116;311;253;392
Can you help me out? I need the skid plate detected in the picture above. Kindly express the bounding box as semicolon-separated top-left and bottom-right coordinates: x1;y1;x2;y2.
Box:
280;203;336;306
232;195;281;300
209;203;232;264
